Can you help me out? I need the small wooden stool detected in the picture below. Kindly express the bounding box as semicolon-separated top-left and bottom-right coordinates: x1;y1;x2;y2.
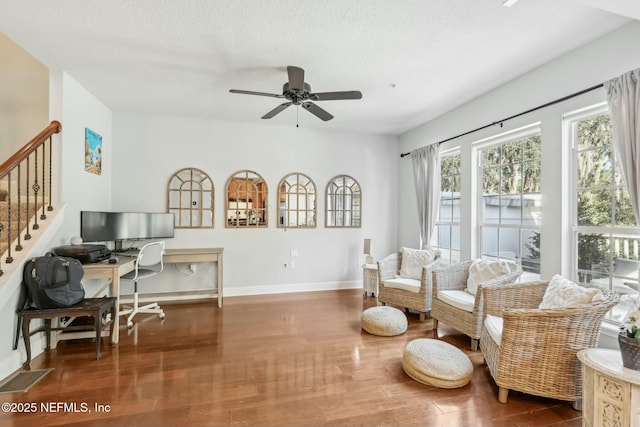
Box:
14;297;116;368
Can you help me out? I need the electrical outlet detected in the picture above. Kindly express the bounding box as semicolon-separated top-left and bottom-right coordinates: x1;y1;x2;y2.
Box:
291;249;299;257
290;260;296;269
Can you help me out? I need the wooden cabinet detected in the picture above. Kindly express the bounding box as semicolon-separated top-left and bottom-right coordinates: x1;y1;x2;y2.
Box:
578;348;640;427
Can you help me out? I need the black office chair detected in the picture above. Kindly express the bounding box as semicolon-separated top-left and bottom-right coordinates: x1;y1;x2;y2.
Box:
119;241;165;328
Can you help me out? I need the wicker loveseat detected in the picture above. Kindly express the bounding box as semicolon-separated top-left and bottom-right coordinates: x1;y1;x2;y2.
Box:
377;248;440;321
431;260;522;350
479;280;618;410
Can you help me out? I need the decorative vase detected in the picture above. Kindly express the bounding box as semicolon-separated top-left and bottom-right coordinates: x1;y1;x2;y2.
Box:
618;333;640;370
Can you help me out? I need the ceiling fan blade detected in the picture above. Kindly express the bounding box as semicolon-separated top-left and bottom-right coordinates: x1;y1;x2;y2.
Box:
230;89;284;98
262;102;293;119
287;66;305;93
310;91;363;101
301;102;334;121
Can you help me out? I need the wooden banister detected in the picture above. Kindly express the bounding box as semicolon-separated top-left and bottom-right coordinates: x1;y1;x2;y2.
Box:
1;120;62;274
0;120;61;180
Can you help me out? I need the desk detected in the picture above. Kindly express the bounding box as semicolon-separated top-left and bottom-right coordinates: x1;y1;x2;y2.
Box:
83;258;135;344
83;247;223;344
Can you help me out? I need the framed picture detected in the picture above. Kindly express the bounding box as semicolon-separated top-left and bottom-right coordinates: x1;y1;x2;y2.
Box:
85;127;102;175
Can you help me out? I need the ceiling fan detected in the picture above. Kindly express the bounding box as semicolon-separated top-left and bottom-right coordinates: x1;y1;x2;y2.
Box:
229;66;362;122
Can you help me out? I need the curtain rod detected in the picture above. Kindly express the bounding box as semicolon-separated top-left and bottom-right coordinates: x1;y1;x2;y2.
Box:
400;82;605;158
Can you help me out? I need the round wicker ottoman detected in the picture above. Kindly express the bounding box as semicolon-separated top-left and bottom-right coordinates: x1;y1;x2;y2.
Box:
361;306;408;336
402;338;473;388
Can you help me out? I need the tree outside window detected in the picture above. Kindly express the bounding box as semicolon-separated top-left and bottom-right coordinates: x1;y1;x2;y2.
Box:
572;111;639;323
434;151;461;265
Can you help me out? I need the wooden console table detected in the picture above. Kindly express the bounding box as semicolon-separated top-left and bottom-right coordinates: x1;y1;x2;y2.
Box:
15;297;116;368
578;348;640;427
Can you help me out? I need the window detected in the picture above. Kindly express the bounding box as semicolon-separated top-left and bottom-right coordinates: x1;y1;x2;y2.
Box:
569;104;639;323
277;173;317;228
476;126;541;279
434;150;461;265
325;175;361;228
167;167;214;228
226;170;268;228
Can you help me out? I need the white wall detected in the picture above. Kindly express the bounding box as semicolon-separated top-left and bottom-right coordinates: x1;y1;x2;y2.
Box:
109;114;398;297
47;71;113;248
398;21;640;348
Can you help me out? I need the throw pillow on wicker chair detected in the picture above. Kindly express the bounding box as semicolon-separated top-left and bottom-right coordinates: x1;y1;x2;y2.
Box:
399;247;436;280
466;259;512;295
538;274;602;309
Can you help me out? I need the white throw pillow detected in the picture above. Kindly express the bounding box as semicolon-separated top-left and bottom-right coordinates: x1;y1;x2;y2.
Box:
466;259;512;296
538;274;600;309
399;247;435;280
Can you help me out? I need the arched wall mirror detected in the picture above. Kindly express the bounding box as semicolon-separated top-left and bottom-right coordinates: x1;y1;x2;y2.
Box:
167;167;214;228
277;172;317;228
325;174;361;228
226;170;268;228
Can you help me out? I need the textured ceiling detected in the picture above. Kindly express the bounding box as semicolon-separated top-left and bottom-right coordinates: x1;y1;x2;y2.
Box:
0;0;635;135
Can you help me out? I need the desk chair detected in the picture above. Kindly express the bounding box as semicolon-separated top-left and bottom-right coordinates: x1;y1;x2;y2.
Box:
119;241;166;328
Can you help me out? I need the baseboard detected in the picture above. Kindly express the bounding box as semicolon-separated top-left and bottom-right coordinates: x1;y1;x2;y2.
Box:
119;280;362;304
223;280;362;297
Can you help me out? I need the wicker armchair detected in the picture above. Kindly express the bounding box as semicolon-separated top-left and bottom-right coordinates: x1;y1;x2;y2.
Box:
479;281;618;410
377;249;440;321
431;260;522;350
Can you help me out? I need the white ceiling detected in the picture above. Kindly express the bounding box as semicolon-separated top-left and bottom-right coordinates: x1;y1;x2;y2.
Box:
0;0;636;135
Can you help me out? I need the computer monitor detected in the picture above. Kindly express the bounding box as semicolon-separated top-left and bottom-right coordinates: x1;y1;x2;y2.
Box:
80;211;175;251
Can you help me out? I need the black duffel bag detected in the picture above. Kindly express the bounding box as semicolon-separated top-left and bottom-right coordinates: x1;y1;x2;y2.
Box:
23;253;85;309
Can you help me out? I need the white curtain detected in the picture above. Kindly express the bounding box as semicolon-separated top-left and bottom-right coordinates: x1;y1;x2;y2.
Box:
605;68;640;223
411;144;440;249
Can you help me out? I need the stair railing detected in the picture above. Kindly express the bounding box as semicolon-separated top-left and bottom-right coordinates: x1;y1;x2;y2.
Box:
0;120;61;276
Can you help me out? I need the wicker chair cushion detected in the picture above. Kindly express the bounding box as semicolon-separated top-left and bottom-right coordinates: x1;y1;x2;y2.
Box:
436;290;475;312
466;259;512;295
399;247;436;279
402;338;473;388
539;274;601;309
484;314;504;346
361;306;408;336
382;277;421;293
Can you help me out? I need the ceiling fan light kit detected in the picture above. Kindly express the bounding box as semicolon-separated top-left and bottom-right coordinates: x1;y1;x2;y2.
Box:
229;66;362;122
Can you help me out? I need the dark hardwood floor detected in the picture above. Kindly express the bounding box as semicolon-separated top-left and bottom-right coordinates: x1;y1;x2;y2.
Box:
1;289;581;427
